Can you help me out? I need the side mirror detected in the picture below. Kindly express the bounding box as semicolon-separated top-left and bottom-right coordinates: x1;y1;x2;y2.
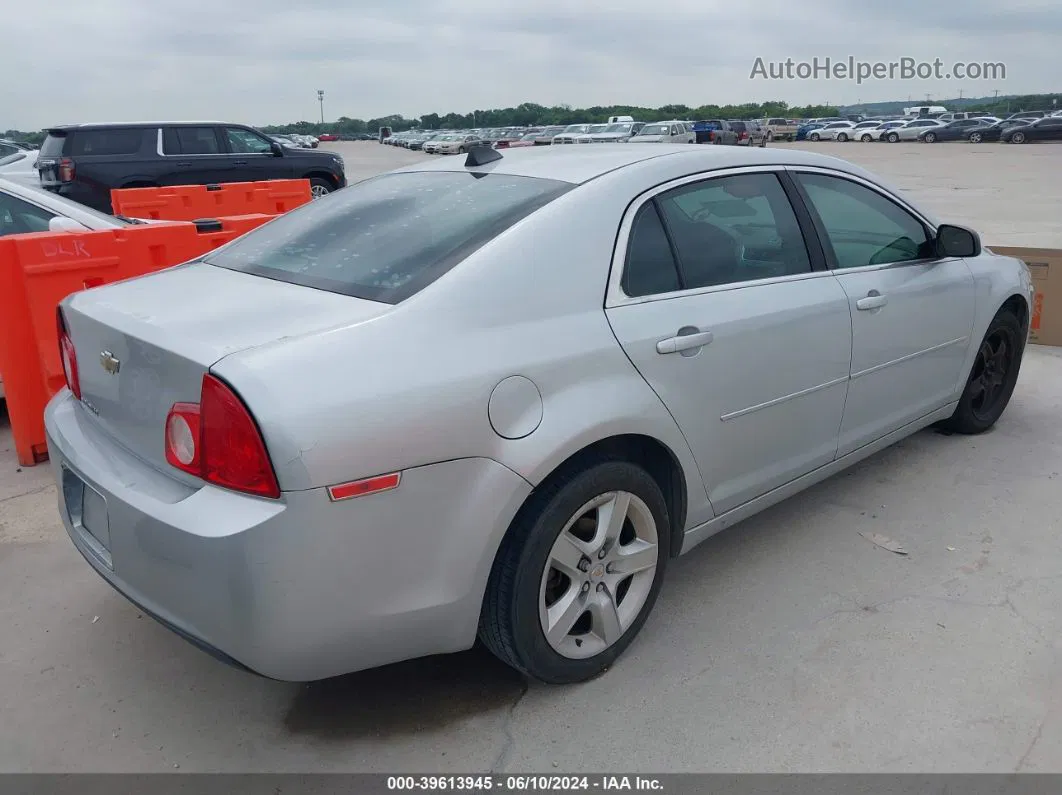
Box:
48;216;89;233
270;142;284;157
936;224;981;258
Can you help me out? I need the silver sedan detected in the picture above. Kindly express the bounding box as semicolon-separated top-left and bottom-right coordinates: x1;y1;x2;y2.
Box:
46;144;1033;684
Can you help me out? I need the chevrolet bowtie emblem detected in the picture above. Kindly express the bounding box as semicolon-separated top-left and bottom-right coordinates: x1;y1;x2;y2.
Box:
100;351;121;375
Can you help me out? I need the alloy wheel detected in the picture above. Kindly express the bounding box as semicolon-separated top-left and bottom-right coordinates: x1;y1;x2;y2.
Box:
538;491;659;660
969;329;1015;421
310;184;331;199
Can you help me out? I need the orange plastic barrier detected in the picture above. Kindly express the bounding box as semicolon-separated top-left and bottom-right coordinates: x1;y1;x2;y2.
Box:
0;215;277;466
110;179;312;221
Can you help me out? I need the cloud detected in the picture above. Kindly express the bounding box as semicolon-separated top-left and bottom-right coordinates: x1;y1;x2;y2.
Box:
2;0;1058;130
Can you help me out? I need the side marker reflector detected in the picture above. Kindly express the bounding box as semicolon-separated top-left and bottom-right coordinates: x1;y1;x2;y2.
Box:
327;472;401;502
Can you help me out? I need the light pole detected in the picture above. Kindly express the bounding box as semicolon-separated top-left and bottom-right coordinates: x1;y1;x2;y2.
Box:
317;90;325;124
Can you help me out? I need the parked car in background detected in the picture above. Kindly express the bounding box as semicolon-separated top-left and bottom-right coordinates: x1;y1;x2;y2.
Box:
807;121;856;142
918;118;994;143
270;135;301;149
507;133;541;149
1001;116;1062;144
35;122;347;211
859;121;907;141
573;124;610;143
761;118;798;141
45;144;1032;686
967;119;1033;143
691;120;738;145
848;121;885;140
490;130;529;150
579;122;644;143
553;124;593;144
728;120;768;146
885;119;946;142
1005;111;1049;120
318;133;339;142
0;150;39;184
432;134;485;155
629;121;695;144
532;126;567;145
795;122;827;141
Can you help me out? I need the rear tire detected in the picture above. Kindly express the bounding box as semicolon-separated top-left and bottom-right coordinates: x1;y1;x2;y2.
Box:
887;132;900;143
809;132;821;141
479;460;670;684
861;134;873;142
938;309;1024;435
969;132;984;143
924;132;937;143
837;133;849;142
1011;131;1026;144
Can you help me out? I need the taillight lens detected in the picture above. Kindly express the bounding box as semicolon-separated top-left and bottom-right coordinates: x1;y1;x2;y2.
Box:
58;157;75;182
164;374;280;499
56;306;81;400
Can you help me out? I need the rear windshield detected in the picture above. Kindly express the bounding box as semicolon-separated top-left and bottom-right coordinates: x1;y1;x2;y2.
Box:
204;171;573;304
40;134;67;157
638;124;670;135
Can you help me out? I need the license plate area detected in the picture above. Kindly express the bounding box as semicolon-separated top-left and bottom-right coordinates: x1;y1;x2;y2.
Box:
62;467;113;570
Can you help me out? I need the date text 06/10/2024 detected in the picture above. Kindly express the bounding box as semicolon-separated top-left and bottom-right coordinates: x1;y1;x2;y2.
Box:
386;776;666;791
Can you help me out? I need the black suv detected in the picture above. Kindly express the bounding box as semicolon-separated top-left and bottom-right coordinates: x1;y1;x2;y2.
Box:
36;122;347;213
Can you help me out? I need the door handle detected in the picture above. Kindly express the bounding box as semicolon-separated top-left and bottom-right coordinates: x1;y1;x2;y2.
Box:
657;329;714;355
232;160;248;166
856;291;888;311
176;161;193;167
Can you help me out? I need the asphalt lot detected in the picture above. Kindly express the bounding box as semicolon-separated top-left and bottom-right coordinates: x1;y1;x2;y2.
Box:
2;140;1061;773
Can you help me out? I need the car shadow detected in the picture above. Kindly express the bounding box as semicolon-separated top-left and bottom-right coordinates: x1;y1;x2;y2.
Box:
284;642;526;740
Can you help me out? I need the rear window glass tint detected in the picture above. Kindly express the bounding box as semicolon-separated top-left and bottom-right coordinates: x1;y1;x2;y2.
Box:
205;171;573;304
68;129;143;156
39;134;67;157
163;127;220;155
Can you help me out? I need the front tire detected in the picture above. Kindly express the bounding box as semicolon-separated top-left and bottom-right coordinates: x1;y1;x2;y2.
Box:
479;461;670;684
861;134;873;142
809;132;821;141
1010;131;1026;144
887;132;900;143
837;133;848;142
308;177;333;198
969;132;984;143
939;309;1025;434
924;132;937;143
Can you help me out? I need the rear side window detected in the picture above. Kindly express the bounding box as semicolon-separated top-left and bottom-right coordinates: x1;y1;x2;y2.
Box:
623;205;681;298
204;171;573;304
67;128;143;156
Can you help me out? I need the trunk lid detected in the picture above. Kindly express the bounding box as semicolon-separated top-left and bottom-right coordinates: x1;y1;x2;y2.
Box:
63;262;390;473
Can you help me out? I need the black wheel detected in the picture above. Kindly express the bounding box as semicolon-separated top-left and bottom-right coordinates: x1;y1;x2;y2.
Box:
939;309;1025;434
969;132;983;143
308;177;333;198
1011;131;1026;144
759;133;767;148
479;460;670;684
766;130;774;142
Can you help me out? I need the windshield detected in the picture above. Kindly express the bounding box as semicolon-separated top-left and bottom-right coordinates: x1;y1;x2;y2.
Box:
603;124;632;133
562;125;586;133
204;171;573;304
637;124;669;136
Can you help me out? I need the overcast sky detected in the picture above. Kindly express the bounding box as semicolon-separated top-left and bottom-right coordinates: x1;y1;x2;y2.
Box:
4;0;1059;130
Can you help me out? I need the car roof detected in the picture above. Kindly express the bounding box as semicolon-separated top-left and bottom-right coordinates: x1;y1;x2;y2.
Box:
388;143;890;186
45;121;230;131
0;176;125;225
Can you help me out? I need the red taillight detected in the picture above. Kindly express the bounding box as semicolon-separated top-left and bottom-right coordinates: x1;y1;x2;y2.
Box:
164;374;280;499
708;131;715;142
56;306;81;400
740;131;748;140
58;157;75;182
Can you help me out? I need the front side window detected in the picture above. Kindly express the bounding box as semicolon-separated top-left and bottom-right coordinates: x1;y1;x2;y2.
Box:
205;171;572;304
225;127;273;154
795;173;934;269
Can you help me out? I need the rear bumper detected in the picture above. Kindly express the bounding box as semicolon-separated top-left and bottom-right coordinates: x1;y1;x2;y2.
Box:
45;391;532;681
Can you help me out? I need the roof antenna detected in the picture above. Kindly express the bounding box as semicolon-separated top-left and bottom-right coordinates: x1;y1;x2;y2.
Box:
465;145;502;168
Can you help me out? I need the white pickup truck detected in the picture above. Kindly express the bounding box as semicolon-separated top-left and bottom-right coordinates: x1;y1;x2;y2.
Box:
761;118;799;142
